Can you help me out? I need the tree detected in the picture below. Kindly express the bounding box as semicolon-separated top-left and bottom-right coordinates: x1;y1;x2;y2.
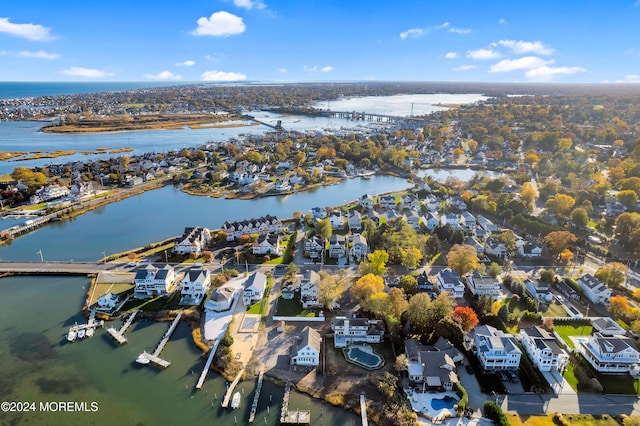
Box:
570;207;589;227
451;306;479;332
520;182;538;211
617;190;639;209
368;250;389;276
318;271;346;310
595;262;628;289
284;262;300;284
558;249;574;265
447;244;479;277
361;291;389;317
393;354;408;372
494;230;516;251
351;273;384;302
608;295;631;318
399;275;418;296
315;218;332;241
400;246;423;270
488;262;502;279
543;231;577;259
202;250;214;263
406;293;455;339
425;235;441;257
540;269;556;284
388;287;409;319
545;193;575;216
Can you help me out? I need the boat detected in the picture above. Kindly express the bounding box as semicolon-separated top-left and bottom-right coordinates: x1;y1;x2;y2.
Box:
66;327;77;342
231;392;241;409
136;351;151;365
86;327;95;337
77;328;85;339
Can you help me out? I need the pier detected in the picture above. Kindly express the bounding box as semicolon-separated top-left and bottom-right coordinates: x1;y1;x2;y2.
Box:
3;216;52;238
106;309;139;345
221;368;246;408
136;310;183;368
280;380;310;425
360;394;368;426
195;344;217;390
248;371;264;423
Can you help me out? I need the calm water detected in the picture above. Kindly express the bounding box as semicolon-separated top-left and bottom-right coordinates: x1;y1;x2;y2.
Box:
0;175;411;261
0;81;193;100
417;167;504;182
0;276;359;425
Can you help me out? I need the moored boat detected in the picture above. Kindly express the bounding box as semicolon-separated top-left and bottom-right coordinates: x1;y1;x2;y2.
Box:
86;327;95;337
231;392;241;409
77;328;85;339
67;328;77;342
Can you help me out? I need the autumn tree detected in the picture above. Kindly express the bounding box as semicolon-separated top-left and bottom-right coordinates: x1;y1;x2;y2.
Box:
617;190;639;209
520;182;538;211
202;250;214;263
488;262;502;279
388;287;409;319
558;249;574;265
362;292;389;317
315;218;332;241
545;193;575;216
595;262;628;289
351;273;384;302
400;246;423;270
451;306;479;332
543;231;577;259
608;295;631;318
318;271;347;310
368;250;389;276
447;244;480;277
406;293;455;339
570;207;589;228
399;275;418;296
394;354;409;372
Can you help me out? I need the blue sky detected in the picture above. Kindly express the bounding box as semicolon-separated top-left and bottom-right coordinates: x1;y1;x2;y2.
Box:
1;0;639;83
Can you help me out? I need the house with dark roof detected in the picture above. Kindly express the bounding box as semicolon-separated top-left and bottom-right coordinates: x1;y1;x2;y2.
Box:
331;316;385;348
252;233;281;256
133;264;176;299
467;271;500;298
435;268;465;298
204;286;236;312
579;334;640;375
291;326;322;366
579;274;612;305
520;326;569;373
328;235;347;259
416;271;434;292
174;226;210;256
592;317;627;337
304;236;324;260
179;269;211;305
405;338;460;391
472;324;521;372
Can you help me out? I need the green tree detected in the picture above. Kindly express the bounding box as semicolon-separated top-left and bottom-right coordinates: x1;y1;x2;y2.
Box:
617;190;639;209
595;262;628;289
570;207;589;227
488;262;502;279
406;293;455;339
315;218;332;241
399;275;418;296
361;291;389;317
447;244;480;277
368;250;389;276
400;246;423;270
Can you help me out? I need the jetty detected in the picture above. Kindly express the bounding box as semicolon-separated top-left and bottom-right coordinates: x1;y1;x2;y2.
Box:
221;368;245;408
360;394;368;426
280;380;310;425
195;345;217;390
106;309;139;345
136;310;183;368
248;371;264;423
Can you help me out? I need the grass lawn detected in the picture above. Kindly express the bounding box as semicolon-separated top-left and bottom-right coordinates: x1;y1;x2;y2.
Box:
508;413;619;426
542;302;568;317
24;202;47;211
120;296;166;312
563;362;579;391
554;324;592;348
246;301;262;314
275;298;316;317
246;277;273;316
265;256;284;265
598;374;640;395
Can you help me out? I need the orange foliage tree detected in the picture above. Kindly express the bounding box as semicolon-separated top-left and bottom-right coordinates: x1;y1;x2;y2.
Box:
451;306;479;332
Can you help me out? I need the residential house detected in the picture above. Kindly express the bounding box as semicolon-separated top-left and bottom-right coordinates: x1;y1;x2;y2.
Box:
359;194;374;210
405;338;462;391
300;270;321;308
243;271;267;306
96;292;120;311
416;271;435;293
310;206;327;219
592;317;627;337
252;233;281;256
133;264;176;299
459;212;476;231
291;326;321;367
304;236;324;260
520;326;569;373
579;334;640;375
329;210;344;229
472;324;522;372
350;233;369;261
274;178;291;192
180;269;211;305
519;243;543;258
446;196;467;211
30;184;70;204
485;237;508;258
467;271;501;298
400;194;420;211
423;194;441;212
174;226;210;256
205;286;236;312
442;213;460;228
524;279;554;303
424;212;440;230
328;235;347;259
379;195;397;210
331;316;385;348
348;211;362;231
477;215;498;233
404;211;423;232
464;236;485;255
222;215;282;241
435;268;465;298
579;274;613;305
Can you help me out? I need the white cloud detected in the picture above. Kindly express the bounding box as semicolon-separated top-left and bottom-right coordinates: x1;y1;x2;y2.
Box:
176;60;195;67
498;39;554;55
17;49;59;59
437;22;450;29
0;17;54;41
278;67;287;74
444;52;458;59
192;11;245;37
0;50;7;55
499;18;506;24
60;67;114;78
449;27;471;34
201;70;247;81
400;28;423;39
490;56;552;73
321;66;333;72
623;74;640;82
303;65;317;72
144;70;182;80
453;65;476;71
233;0;266;9
525;65;586;80
467;48;500;60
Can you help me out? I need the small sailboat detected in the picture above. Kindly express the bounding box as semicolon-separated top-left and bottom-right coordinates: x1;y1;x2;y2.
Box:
231;392;241;409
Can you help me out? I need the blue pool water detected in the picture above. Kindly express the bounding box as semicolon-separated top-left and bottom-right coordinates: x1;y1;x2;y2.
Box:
430;395;458;410
347;347;383;368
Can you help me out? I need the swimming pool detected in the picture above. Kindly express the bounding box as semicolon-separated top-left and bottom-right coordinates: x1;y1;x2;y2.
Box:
430;395;457;410
345;346;383;369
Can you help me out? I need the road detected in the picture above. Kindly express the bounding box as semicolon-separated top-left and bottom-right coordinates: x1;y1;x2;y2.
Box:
500;393;640;416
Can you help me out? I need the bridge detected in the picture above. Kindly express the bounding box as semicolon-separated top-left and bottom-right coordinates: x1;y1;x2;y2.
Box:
0;261;111;275
320;110;429;125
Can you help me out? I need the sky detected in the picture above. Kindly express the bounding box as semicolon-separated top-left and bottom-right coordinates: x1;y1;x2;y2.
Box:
1;0;640;83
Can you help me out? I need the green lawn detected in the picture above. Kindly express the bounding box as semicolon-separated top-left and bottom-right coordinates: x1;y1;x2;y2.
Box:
24;202;48;211
246;301;262;314
554;324;592;348
275;298;316;317
246;277;273;316
563;362;579;391
542;302;568;317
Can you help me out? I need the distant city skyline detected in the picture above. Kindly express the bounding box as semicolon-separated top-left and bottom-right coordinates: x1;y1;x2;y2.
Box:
1;0;640;83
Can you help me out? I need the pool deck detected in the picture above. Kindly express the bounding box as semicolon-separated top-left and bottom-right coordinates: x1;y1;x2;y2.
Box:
406;389;459;422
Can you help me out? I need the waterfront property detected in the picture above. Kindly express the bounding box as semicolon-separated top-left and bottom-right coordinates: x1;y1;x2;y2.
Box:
291;326;321;367
592;317;627;337
578;334;640;375
133;264;177;299
405;338;460;391
243;271;267;306
344;345;383;370
222;215;283;241
173;226;210;256
520;326;569;373
331;316;384;348
204;286;236;312
179;268;211;305
471;324;522;372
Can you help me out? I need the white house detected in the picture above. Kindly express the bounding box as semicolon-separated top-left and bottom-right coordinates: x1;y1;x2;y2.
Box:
205;286;236;312
96;292;120;311
30;184;70;204
291;326;321;367
467;271;501;297
329;210;343;229
400;194;420;211
579;334;640;375
310;207;327;219
592;317;627;337
359;194;374;210
435;268;465;298
423;194;440;212
404;211;423;231
274;178;291;192
223;215;283;241
348;211;362;231
459;212;476;231
442;213;459;228
379;195;397;210
519;243;543;258
579;274;612;305
524;279;554;303
304;236;324;260
133;264;176;299
301;270;321;308
331;316;385;348
477;215;498;233
328;235;347;259
243;271;267;306
464;236;485;255
485;237;508;258
174;226;210;256
252;233;281;256
424;212;440;230
406;349;458;391
472;324;522;372
350;233;369;261
520;326;569;373
180;269;211;305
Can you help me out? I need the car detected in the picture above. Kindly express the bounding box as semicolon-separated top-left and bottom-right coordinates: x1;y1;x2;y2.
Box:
194;262;203;266
128;261;138;266
235;353;241;360
465;364;473;374
509;371;519;382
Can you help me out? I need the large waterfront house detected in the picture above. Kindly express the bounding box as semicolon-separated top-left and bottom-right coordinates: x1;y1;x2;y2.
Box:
579;274;613;305
174;226;210;256
96;292;120;311
579;334;640;375
133;264;176;299
243;271;267;306
179;269;211;305
205;286;236;312
406;346;458;392
520;326;569;373
291;326;321;367
331;316;385;348
379;195;397;210
222;215;283;241
435;268;465;298
359;194;374;210
472;324;522;372
304;236;324;260
30;184;70;204
466;271;501;298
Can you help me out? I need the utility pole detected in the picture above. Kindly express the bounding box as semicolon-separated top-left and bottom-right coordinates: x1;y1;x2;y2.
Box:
36;249;44;262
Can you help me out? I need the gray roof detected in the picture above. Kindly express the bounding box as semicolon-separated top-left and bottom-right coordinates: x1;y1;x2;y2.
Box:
245;271;267;293
523;326;566;355
293;326;321;355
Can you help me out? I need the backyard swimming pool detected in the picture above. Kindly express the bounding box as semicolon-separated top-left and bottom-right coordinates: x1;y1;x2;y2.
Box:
345;346;383;369
430;395;457;410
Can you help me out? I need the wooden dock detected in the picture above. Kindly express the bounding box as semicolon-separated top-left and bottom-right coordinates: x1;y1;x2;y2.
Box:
195;345;217;390
106;310;139;345
280;380;310;425
360;394;368;426
221;368;245;408
248;371;264;423
136;310;182;369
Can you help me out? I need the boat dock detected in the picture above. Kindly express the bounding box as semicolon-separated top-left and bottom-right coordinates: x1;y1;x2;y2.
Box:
221;368;245;408
195;345;217;390
280;380;310;425
360;394;368;426
247;371;264;423
136;310;183;368
66;309;104;342
106;310;139;345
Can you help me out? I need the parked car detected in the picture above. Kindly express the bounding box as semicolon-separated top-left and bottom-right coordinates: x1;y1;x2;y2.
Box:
465;364;474;374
